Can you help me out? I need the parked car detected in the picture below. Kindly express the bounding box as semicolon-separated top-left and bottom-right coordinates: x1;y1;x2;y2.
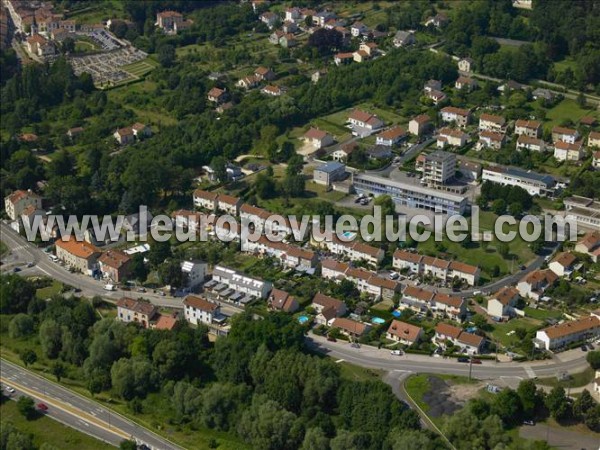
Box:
350;342;360;348
12;267;21;273
471;358;482;364
26;262;34;268
5;386;15;393
457;357;469;363
37;403;48;411
390;350;403;356
581;344;588;351
389;272;400;280
522;420;535;426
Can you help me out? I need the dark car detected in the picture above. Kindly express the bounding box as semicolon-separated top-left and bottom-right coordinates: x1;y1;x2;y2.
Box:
457;357;469;363
581;344;588;351
12;267;21;273
37;403;48;411
520;265;526;270
327;336;337;342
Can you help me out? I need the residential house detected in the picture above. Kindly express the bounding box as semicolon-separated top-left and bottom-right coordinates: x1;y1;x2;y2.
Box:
114;127;134;145
455;76;478;91
424;79;442;93
284;7;301;22
55;236;101;276
458;160;482;181
409;114;432;136
532;88;555;102
497;79;525;93
424;13;449;28
320;259;350;281
552;126;579;144
376;127;407;146
487;287;520;319
240;203;270;231
594;151;600;169
589;132;600;149
366;145;392;160
193;189;218;211
400;286;466;321
514;119;542;138
458;57;474;73
216;194;242;216
268;288;299;313
313;161;346;187
181;260;207;289
359;42;378;56
535;315;600;351
269;30;285;45
548;252;577;278
237;75;260;89
279;33;297;48
517;269;558;301
350;22;368;37
254;66;276;81
207;87;228;104
386;320;424;345
131;123;151;139
449;261;481;286
393;30;415;47
392;250;479;286
156;10;183;31
4;190;42;221
479;114;506;133
183;295;220;326
242;236;317;270
554;140;584;162
212;265;272;299
311;69;327;83
437;128;469;148
311;293;347;326
334;52;354;66
479;131;506;150
67;127;84;140
332;142;357;162
282;20;297;34
426;89;447;105
352;49;371;63
117;298;157;328
516;135;545;153
434;323;484;354
260;11;279;29
98;250;131;283
331;318;370;338
303;128;334;148
575;232;600;262
261;85;283;96
440;107;471;127
580;116;597;127
348;110;384;131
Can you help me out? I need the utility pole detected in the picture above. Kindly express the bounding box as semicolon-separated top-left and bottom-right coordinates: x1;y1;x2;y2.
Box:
468;356;473;381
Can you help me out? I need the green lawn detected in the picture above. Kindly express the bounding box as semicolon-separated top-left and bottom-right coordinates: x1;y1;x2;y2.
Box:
523;306;563;321
122;58;159;78
490;317;543;348
0;241;7;257
0;399;112;450
544;99;597;132
339;361;384;382
537;367;595;388
35;279;64;299
404;374;432;412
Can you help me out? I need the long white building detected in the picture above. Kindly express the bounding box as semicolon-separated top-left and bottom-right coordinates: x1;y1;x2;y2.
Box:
482;166;555;196
535;313;600;351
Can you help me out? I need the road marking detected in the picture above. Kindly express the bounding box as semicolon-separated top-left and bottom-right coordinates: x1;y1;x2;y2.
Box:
335;359;345;363
524;366;536;378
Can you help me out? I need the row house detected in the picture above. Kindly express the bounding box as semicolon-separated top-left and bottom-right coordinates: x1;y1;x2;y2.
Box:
212;265;272;299
554;140;584;162
575;232;600;262
440;107;471;128
486;286;520;319
535;314;600;351
516;135;545;153
399;286;466;322
551;126;579;144
517;269;558;301
392;250;480;286
117;298;157;328
434;323;485;354
55;236;101;276
311;293;347;326
193;189;218;211
514;119;542;138
242;235;317;269
386;320;424;345
548;252;577;278
314;235;384;267
98;250;132;283
479;131;506;150
478;114;506;133
320;259;400;299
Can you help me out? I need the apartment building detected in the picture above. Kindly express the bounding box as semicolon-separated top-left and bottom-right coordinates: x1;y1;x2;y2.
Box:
211;265;272;299
422;151;456;186
535;315;600;351
55;236;101;276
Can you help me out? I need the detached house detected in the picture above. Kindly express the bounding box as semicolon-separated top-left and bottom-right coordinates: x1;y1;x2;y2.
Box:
455;76;478;91
479;114;506;133
386;320;424;345
554;140;584;162
268;288;299;313
260;11;279;29
393;30;415;47
376;127;407;147
331;318;370;338
254;66;276;81
114;127;134;145
440;107;471;128
479;131;506;150
516;135;545;153
409;114;432;136
515;119;542;138
458;57;474;73
548;252;577;278
437;128;469;148
334;52;354;66
552;126;579;144
434;323;484;355
207;87;228;104
303;128;334;149
575;232;600;262
348;110;384;132
517;269;558;301
589;132;600;149
426;89;447;105
487;286;520;319
350;21;368;37
237;75;260;89
311;293;347;326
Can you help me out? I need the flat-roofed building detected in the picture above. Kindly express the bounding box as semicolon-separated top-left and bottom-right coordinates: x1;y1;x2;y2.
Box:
563;196;600;231
482;166;555;196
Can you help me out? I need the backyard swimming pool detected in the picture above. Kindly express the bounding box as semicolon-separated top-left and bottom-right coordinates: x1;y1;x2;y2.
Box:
372;317;386;325
298;315;310;324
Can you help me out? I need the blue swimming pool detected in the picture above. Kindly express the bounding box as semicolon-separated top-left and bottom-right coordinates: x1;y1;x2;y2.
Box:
298;315;310;324
392;310;402;318
342;231;356;240
372;317;386;325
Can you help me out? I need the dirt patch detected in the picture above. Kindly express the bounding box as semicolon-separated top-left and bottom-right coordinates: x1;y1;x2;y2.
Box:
422;376;483;418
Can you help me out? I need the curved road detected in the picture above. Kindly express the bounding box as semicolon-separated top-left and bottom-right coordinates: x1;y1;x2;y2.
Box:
1;359;182;450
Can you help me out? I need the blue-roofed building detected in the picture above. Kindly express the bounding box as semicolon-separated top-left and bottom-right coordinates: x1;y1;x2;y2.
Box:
482;165;555;196
313;161;346;187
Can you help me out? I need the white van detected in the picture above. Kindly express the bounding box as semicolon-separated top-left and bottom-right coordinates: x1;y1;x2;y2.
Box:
48;255;59;262
104;284;116;291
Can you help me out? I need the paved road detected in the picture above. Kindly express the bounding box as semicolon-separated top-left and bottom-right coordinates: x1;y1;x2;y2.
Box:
1;359;182;450
307;335;590;380
1;223;184;309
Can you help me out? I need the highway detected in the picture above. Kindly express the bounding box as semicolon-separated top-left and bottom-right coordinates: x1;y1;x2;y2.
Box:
1;359;182;450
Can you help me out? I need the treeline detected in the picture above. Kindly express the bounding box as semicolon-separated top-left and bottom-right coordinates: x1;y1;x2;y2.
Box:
1;274;441;450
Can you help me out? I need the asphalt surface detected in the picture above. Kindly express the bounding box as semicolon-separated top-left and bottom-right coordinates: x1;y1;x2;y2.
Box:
1;359;182;450
307;335;590;380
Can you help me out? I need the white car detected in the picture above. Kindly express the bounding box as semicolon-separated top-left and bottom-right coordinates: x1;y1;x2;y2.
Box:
5;386;15;393
389;272;400;280
390;350;403;356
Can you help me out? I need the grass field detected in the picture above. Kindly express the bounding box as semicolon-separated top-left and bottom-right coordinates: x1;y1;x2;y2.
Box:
339;361;384;382
0;399;112;450
0;241;7;257
544;99;598;132
523;306;563;321
537;367;595;388
490;317;542;348
122;59;158;78
404;374;432;412
35;279;64;299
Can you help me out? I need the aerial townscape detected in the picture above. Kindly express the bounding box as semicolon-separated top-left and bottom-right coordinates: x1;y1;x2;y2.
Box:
1;0;600;449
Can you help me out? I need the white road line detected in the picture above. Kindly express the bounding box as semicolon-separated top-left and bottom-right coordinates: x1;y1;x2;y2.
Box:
335;359;345;363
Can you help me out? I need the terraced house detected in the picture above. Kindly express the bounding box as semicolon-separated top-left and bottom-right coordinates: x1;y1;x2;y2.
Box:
55;236;101;276
399;286;466;321
392;250;480;286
